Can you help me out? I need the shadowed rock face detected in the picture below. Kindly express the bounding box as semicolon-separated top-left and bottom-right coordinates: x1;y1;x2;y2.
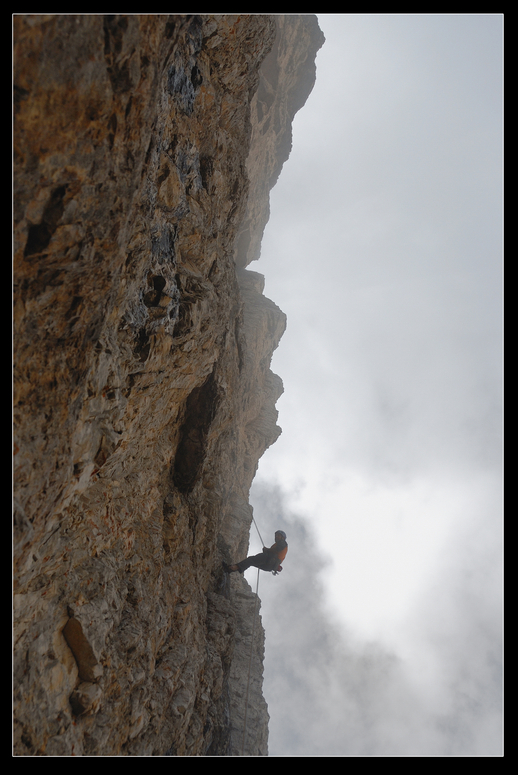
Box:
13;14;323;756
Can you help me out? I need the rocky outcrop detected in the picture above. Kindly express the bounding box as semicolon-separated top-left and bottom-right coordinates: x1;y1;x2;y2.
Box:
13;14;324;756
236;14;324;268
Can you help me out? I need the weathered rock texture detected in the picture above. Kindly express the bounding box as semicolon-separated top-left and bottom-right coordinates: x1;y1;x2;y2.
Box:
13;14;324;756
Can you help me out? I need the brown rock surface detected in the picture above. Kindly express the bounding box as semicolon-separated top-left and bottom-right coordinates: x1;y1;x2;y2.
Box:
13;14;324;756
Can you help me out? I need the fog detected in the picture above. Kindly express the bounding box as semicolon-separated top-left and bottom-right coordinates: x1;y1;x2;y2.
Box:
241;13;503;757
247;482;502;756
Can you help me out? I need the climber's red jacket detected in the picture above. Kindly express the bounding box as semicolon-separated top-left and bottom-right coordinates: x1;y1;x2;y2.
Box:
264;539;288;565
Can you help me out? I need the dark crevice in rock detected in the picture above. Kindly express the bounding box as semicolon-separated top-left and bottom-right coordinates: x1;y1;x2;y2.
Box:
23;185;67;259
62;617;102;683
172;369;221;494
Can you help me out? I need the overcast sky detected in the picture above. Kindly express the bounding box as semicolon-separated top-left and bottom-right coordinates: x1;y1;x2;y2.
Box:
243;13;503;757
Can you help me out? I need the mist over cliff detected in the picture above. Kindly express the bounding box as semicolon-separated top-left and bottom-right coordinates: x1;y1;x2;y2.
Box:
13;14;324;756
249;479;502;756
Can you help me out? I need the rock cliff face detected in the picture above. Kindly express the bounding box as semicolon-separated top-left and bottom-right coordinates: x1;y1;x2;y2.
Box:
13;14;324;756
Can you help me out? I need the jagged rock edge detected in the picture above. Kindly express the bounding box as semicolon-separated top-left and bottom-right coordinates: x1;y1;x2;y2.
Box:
13;14;324;756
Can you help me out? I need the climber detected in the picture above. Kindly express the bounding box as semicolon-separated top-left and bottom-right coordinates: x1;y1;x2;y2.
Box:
223;530;288;576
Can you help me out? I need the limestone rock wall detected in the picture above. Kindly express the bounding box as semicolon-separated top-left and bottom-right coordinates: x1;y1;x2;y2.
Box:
13;14;323;756
236;14;325;268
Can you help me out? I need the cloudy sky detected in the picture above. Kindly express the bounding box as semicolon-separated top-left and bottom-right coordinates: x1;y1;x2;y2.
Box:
243;13;503;757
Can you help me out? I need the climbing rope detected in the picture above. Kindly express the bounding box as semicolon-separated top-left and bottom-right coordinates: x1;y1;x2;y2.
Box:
251;513;265;547
241;566;260;756
233;501;275;753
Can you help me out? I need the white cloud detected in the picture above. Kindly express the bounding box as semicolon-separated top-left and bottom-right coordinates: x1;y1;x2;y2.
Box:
248;12;502;757
248;480;502;756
